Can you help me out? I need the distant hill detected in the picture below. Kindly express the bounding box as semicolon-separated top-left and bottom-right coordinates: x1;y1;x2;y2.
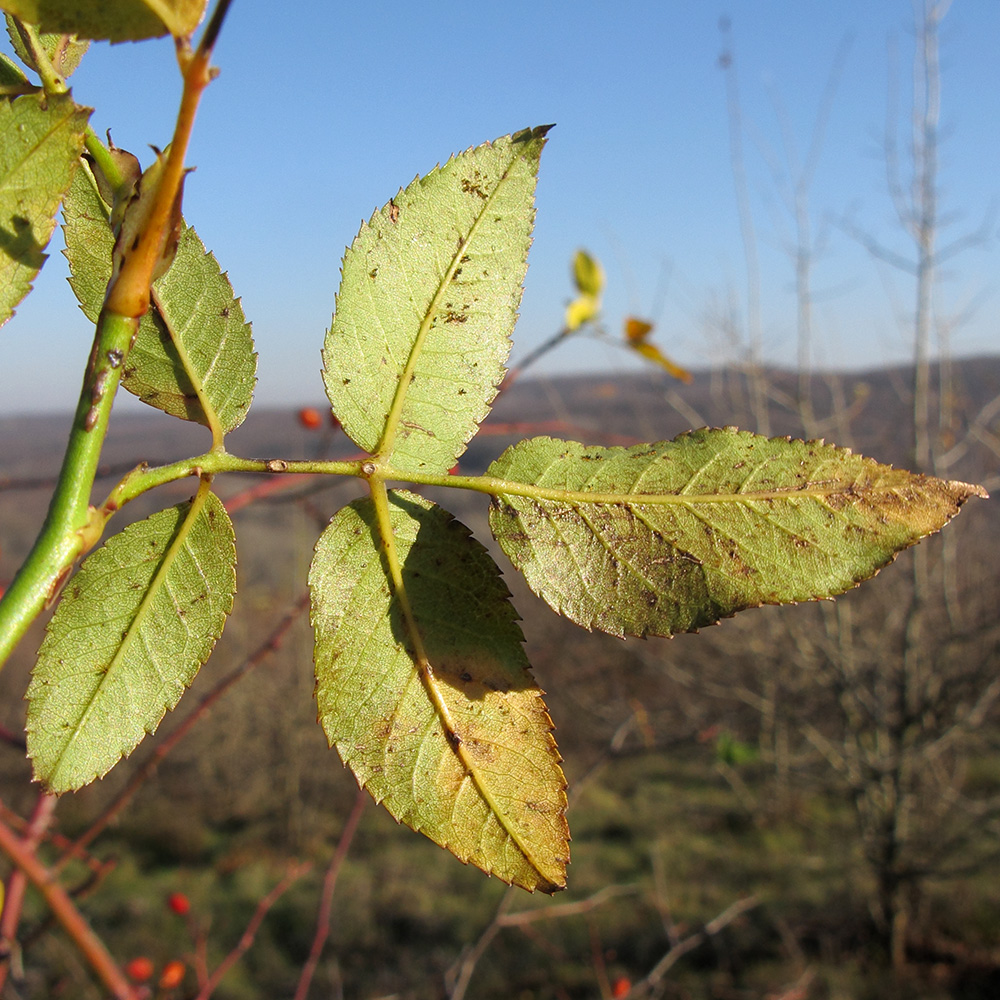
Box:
478;355;1000;485
2;355;996;560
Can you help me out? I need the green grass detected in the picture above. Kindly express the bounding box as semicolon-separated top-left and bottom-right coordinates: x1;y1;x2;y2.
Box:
4;722;1000;998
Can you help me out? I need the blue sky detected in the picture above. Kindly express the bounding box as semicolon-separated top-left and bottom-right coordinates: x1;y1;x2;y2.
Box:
2;0;998;414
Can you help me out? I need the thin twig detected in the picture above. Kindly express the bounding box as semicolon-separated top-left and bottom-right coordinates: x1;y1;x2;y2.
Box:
194;861;311;1000
504;327;573;388
0;801;104;877
498;885;638;929
0;816;137;1000
448;885;637;1000
632;895;759;998
0;792;57;991
293;788;368;1000
446;891;513;1000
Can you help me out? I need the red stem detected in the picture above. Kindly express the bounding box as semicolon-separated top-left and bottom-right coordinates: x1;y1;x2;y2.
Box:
194;862;310;1000
293;789;367;1000
0;793;57;990
0;815;137;1000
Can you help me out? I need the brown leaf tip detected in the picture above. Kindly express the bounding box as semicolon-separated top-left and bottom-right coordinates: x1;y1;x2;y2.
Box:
951;481;989;502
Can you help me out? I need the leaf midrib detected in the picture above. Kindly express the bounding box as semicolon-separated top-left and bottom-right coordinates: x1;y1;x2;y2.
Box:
0;94;77;191
423;470;907;508
49;483;211;784
368;481;559;886
374;148;526;463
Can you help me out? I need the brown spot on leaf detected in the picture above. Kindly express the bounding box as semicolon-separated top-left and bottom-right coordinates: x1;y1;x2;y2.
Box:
465;738;495;762
461;176;488;200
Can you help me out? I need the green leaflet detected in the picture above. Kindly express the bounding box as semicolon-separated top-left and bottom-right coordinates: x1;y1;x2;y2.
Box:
323;126;551;476
61;160;109;308
487;431;987;638
27;489;236;792
63;162;257;433
309;490;568;893
0;91;88;329
0;48;28;85
0;0;206;42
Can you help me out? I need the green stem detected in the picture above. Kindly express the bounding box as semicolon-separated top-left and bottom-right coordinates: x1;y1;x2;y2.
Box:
83;129;127;192
0;311;138;670
11;20;68;95
102;454;367;511
0;4;231;673
97;445;859;524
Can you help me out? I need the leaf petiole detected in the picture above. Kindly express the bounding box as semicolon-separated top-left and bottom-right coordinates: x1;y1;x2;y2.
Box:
8;19;67;95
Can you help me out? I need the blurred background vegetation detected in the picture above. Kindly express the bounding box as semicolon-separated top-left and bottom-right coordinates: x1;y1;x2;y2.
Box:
1;353;997;999
1;3;998;996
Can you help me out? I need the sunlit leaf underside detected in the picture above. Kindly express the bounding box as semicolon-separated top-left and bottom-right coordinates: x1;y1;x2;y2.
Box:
0;48;26;87
62;163;256;432
27;490;236;792
310;491;568;892
0;92;88;328
0;0;206;42
323;126;551;477
488;430;987;638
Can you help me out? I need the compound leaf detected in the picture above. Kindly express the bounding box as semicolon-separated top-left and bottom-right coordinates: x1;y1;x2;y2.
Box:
0;0;206;42
0;91;88;328
62;162;256;432
310;490;568;892
27;488;236;793
323;126;551;476
487;430;987;638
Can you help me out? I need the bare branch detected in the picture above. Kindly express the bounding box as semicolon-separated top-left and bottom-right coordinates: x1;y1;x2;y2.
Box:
194;861;311;1000
293;789;367;1000
631;895;759;998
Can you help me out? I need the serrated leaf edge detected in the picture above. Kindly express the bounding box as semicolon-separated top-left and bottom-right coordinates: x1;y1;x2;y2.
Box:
1;92;88;327
30;483;234;791
373;135;544;465
365;480;566;890
484;431;987;638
